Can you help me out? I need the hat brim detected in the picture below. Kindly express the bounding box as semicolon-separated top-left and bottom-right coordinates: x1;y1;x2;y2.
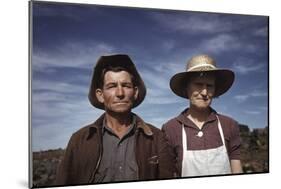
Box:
88;55;146;110
170;69;234;99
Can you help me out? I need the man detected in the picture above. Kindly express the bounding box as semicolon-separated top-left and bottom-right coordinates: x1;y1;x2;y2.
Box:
56;54;175;186
162;54;242;177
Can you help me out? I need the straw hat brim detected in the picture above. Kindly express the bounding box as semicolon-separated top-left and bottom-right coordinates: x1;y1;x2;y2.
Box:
88;55;146;110
170;69;235;99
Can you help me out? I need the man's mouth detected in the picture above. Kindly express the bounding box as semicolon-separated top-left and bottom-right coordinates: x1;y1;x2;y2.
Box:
197;98;209;101
114;101;128;104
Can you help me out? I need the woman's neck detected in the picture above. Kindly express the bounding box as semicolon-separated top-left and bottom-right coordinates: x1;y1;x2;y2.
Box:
187;107;211;129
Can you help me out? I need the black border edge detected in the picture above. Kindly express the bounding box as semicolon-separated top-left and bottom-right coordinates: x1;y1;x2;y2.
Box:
267;15;270;173
29;0;33;188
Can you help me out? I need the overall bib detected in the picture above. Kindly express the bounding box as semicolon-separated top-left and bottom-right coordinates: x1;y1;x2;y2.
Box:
181;116;231;177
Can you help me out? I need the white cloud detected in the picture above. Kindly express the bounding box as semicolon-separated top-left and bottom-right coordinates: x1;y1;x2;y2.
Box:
234;90;268;103
234;94;249;103
31;77;105;151
32;113;99;151
258;106;268;111
198;34;256;55
232;57;266;74
151;12;232;34
141;67;171;90
32;40;115;71
162;40;176;51
201;34;238;54
243;105;268;116
140;68;182;105
32;90;103;151
254;26;268;37
244;110;261;115
233;63;264;74
33;4;103;22
145;89;181;105
32;79;88;96
251;91;267;97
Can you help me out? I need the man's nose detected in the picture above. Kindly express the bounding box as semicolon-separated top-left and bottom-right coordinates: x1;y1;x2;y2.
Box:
116;86;125;97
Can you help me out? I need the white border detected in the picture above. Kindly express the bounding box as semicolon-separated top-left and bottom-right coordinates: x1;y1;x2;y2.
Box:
1;0;279;188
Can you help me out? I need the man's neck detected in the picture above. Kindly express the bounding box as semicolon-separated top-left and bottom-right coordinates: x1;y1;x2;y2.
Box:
105;111;133;138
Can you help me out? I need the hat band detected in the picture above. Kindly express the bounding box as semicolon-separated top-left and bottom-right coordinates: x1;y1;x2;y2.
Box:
187;63;216;71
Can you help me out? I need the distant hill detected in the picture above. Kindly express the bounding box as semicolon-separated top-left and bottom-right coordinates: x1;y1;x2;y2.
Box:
32;149;64;187
239;125;268;173
32;125;269;187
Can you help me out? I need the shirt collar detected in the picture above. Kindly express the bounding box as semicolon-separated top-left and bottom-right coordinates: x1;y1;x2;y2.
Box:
176;107;217;128
87;112;153;139
134;114;153;136
102;114;137;136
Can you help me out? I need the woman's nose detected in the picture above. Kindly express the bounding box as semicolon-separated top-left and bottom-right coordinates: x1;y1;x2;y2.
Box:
200;85;208;95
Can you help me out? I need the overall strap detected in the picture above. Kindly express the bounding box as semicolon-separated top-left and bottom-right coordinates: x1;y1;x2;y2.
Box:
216;115;226;146
182;125;187;150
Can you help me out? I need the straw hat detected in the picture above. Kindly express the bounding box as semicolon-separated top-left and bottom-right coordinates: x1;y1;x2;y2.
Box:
88;54;146;109
170;54;235;99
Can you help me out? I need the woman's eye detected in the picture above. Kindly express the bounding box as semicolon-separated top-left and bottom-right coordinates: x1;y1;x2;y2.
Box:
195;83;203;87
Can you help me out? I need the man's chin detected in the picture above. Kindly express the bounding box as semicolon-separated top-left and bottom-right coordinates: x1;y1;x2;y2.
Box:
194;105;211;111
109;106;133;114
114;109;131;114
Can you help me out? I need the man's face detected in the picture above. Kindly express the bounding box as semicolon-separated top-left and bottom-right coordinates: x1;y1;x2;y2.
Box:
186;74;215;110
96;71;138;114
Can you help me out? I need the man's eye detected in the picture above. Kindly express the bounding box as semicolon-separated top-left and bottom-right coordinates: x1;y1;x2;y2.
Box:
106;85;115;89
123;84;133;88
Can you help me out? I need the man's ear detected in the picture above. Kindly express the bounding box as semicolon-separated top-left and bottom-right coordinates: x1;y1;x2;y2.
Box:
134;86;139;100
95;88;104;103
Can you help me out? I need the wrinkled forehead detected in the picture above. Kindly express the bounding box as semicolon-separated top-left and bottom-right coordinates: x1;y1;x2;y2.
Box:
104;70;133;83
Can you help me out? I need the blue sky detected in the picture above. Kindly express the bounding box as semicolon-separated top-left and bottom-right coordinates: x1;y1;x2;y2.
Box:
31;2;268;151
